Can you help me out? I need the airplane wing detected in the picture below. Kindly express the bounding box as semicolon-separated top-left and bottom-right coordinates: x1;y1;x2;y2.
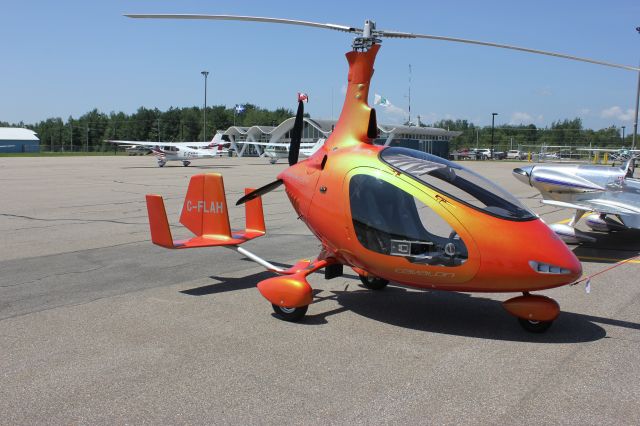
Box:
576;148;619;152
107;140;163;147
542;199;640;215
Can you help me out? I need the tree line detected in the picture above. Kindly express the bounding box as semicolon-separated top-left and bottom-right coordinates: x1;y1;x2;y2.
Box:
428;118;632;151
1;108;634;152
0;104;294;152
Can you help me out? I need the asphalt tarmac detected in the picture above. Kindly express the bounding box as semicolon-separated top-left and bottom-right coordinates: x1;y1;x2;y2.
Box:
1;155;639;424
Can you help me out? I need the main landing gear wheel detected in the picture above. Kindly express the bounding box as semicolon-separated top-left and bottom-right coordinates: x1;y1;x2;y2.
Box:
518;318;553;333
182;160;191;167
272;304;308;322
359;274;389;290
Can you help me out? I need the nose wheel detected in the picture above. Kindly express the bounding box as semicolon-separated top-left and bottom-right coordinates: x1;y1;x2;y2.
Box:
518;318;553;333
272;304;308;322
503;293;559;333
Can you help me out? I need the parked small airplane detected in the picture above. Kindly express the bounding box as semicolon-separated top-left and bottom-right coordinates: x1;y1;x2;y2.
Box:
513;159;640;243
263;138;326;164
108;133;229;167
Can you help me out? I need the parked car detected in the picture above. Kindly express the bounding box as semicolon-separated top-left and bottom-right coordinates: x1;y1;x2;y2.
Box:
493;150;507;160
451;149;477;160
507;150;525;160
472;148;492;160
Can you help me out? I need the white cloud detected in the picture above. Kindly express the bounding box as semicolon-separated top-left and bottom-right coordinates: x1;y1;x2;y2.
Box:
372;96;408;124
536;87;553;97
509;112;534;125
600;106;634;122
379;104;407;124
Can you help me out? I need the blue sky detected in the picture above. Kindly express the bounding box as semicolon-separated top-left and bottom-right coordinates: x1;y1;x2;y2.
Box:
2;0;639;129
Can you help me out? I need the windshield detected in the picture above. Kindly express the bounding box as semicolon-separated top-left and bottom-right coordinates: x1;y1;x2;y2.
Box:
380;147;535;220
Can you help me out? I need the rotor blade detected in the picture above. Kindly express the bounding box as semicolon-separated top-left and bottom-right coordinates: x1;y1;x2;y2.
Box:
288;100;304;166
236;179;283;206
378;30;640;72
124;14;361;35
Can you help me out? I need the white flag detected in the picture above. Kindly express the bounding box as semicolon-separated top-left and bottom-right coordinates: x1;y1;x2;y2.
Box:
374;93;391;107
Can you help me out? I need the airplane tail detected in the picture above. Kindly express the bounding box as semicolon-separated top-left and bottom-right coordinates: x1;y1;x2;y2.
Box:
145;173;265;249
623;157;636;178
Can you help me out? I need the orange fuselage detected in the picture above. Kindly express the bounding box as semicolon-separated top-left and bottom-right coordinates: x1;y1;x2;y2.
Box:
277;44;581;293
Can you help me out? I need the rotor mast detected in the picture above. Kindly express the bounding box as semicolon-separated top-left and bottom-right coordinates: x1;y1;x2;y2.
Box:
352;20;381;51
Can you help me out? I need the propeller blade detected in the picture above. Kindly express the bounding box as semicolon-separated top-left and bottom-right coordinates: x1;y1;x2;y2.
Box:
124;14;361;34
288;100;304;166
236;179;283;206
378;30;640;72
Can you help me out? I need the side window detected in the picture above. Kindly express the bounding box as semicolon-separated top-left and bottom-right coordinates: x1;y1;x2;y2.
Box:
349;174;467;267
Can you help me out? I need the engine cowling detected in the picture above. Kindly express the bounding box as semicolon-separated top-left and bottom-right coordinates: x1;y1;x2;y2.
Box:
549;223;596;244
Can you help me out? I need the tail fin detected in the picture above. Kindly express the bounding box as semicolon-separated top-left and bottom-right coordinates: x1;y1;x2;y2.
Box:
145;195;175;248
623;157;636;178
179;174;231;238
145;173;265;249
244;187;266;238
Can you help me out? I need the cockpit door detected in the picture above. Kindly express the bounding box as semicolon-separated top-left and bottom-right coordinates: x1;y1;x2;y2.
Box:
344;167;480;285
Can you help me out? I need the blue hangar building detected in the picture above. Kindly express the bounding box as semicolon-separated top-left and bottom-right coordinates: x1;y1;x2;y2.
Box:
0;128;40;153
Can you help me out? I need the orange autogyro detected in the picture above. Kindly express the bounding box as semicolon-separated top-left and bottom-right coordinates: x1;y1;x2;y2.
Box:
145;42;580;333
126;15;640;332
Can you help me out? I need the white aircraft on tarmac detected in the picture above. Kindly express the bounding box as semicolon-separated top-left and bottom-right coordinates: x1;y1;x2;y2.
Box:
261;138;326;164
108;133;230;167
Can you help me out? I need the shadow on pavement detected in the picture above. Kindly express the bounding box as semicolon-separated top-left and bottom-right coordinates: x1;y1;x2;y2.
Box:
176;271;640;344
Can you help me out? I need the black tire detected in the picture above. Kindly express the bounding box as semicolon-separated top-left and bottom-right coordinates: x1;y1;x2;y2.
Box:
359;274;389;290
518;318;553;333
272;304;308;322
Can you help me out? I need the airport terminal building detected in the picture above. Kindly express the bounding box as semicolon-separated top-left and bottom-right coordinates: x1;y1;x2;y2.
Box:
222;118;460;159
0;127;40;153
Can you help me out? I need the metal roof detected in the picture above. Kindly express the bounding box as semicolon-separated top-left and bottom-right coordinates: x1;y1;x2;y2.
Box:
222;118;461;138
0;127;39;141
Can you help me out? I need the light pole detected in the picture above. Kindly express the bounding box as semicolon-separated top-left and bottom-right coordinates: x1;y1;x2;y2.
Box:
201;70;209;142
491;112;498;158
632;27;640;150
622;125;626;145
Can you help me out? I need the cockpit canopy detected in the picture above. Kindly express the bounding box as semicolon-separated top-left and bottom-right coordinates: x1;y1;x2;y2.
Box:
380;147;535;220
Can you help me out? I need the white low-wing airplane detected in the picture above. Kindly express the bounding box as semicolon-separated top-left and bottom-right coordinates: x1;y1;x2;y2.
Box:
260;138;326;164
108;133;230;167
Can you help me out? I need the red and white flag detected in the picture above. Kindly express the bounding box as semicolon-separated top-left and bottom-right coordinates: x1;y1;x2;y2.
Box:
297;92;309;102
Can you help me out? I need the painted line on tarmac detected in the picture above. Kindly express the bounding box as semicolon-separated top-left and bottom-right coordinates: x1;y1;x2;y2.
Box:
577;255;640;264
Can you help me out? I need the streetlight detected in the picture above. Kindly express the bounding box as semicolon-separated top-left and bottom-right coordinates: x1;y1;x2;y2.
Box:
622;125;626;145
491;112;498;158
201;70;209;142
632;27;640;151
